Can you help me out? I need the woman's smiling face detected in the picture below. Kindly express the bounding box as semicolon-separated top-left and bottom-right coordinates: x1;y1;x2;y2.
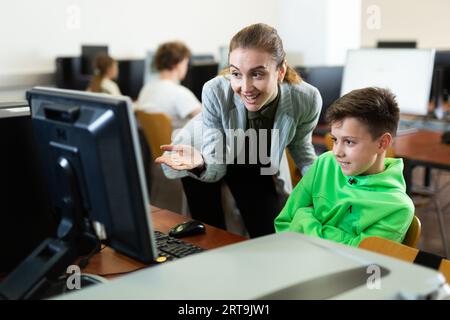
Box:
229;48;286;112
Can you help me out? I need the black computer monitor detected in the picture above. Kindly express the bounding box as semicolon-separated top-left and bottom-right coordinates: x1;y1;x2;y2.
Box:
81;45;108;75
0;88;157;299
0;102;58;275
431;51;450;103
117;59;145;100
181;57;219;101
55;57;91;90
297;66;343;124
377;41;417;48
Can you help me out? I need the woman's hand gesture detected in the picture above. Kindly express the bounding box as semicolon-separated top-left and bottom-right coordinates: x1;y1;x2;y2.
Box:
155;144;204;171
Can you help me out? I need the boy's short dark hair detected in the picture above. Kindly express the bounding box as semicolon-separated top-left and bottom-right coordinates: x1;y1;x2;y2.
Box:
153;41;191;72
325;87;399;139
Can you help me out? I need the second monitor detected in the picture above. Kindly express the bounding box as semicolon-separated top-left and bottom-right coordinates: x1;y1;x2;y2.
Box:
341;48;435;116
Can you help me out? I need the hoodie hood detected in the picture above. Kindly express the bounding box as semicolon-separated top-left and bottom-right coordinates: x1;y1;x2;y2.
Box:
341;157;407;192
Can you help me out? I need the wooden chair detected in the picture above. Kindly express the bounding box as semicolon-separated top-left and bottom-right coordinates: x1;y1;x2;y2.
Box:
135;110;190;215
286;149;302;188
359;236;450;284
135;111;172;159
325;132;333;151
402;215;422;248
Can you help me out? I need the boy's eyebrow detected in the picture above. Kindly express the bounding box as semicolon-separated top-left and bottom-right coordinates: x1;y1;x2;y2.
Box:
229;64;267;72
330;134;358;139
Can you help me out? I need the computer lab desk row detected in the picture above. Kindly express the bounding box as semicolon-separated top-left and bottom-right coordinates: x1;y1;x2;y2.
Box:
81;206;247;278
62;203;450;300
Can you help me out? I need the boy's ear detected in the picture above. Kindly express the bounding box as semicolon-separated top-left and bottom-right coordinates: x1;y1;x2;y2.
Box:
378;133;393;153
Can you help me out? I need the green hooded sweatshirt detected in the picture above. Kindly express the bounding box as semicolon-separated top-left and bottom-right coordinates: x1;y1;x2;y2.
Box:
275;151;414;247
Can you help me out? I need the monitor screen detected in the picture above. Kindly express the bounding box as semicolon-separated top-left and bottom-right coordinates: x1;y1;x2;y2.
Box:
81;45;108;75
299;66;343;124
116;59;145;100
181;59;219;101
341;49;435;116
28;87;157;264
433;51;450;99
0;102;58;275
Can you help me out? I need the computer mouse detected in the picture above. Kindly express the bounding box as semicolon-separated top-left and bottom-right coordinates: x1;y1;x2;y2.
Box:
169;220;206;238
442;131;450;144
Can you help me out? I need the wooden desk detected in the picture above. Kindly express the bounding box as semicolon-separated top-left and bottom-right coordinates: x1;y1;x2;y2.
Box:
81;206;247;278
394;130;450;169
394;130;450;194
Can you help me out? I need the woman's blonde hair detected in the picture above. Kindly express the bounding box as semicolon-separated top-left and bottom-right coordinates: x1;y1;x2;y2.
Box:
88;53;116;93
221;23;301;84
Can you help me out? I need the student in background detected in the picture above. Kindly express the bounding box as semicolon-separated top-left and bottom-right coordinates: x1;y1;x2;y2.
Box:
87;53;151;196
155;23;321;238
87;53;121;96
137;41;201;129
275;87;414;246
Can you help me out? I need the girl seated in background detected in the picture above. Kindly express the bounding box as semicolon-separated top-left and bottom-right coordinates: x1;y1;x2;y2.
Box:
87;53;121;96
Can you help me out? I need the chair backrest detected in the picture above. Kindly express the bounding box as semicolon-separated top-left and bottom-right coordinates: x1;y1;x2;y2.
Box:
286;149;301;187
402;215;421;248
135;110;173;159
359;236;450;284
324;132;395;157
325;132;333;151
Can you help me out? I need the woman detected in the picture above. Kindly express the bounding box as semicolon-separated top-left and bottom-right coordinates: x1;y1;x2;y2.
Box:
87;53;121;96
156;23;322;237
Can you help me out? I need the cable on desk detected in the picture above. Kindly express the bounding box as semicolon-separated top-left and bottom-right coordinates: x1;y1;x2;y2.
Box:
78;242;106;270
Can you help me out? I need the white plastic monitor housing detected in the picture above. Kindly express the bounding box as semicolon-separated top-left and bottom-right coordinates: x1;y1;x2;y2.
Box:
341;48;435;116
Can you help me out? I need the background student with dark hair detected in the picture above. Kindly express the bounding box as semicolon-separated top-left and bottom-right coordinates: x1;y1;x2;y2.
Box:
137;41;201;129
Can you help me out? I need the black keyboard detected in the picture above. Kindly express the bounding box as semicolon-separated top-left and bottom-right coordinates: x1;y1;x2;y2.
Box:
154;230;204;260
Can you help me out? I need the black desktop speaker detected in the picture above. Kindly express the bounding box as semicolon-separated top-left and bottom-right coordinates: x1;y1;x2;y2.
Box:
117;59;145;100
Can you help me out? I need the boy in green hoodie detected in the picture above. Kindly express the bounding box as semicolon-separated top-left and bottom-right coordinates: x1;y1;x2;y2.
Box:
275;87;414;246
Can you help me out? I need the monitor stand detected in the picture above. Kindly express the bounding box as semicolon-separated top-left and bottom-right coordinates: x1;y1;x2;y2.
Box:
0;156;99;300
30;273;107;299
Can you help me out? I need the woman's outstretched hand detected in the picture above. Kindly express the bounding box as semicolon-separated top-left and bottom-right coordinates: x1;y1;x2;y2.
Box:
155;144;204;171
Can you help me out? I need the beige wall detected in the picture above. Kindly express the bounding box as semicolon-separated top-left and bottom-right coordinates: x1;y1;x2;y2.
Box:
361;0;450;49
0;0;279;75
